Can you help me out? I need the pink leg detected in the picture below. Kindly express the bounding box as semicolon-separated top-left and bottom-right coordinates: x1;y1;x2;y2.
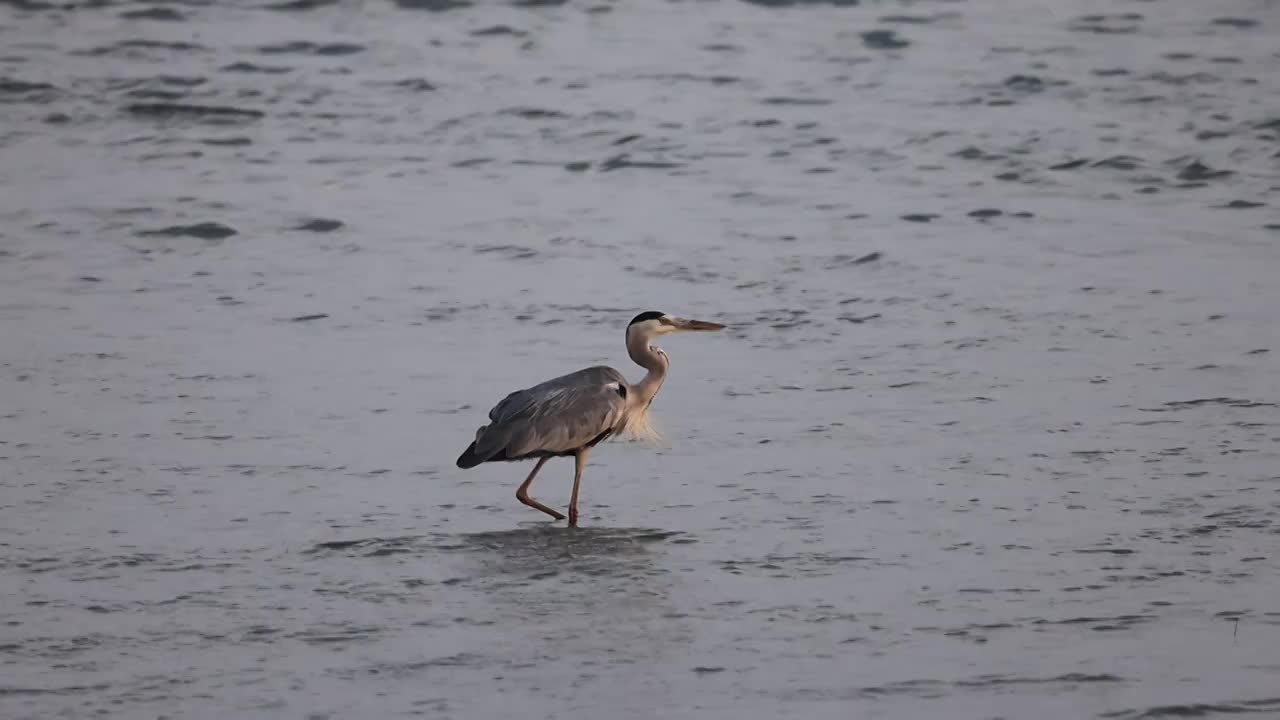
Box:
515;457;564;521
568;449;589;527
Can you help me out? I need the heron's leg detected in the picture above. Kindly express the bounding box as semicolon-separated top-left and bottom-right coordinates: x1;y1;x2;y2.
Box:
568;449;589;527
515;457;564;521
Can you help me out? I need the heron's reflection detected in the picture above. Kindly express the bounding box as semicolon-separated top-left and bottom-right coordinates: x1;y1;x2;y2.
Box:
305;525;686;608
306;525;692;658
450;525;681;579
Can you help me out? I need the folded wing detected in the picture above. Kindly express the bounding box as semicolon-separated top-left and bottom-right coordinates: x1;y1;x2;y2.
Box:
457;366;629;467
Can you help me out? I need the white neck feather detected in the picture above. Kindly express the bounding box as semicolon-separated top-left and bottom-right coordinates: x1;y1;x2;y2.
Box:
626;323;668;410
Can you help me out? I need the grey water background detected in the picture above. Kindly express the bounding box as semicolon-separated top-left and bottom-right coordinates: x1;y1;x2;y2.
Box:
2;0;1279;717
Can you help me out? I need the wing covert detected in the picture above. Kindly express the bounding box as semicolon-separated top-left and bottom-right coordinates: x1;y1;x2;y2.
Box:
473;366;629;460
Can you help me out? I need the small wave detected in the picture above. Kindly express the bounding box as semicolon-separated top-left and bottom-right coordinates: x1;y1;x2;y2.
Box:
125;103;264;123
135;222;238;240
1101;696;1280;719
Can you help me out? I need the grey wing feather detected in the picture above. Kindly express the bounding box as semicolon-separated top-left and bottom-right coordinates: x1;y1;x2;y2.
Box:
473;366;628;460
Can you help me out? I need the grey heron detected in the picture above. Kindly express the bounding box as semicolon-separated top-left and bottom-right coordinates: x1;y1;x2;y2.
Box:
456;311;725;526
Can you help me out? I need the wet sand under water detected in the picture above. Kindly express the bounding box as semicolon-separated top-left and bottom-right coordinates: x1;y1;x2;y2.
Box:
1;0;1279;718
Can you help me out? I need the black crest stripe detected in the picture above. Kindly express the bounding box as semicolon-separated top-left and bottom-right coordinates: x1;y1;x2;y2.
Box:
628;311;666;326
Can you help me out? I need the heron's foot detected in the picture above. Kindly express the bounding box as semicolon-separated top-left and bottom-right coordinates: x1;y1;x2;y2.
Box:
567;507;579;527
517;490;565;521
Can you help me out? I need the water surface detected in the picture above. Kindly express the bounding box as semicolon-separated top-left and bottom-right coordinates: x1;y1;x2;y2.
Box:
2;0;1279;718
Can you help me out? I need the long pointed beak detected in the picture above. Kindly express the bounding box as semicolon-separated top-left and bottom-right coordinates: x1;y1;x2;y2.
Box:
673;317;726;332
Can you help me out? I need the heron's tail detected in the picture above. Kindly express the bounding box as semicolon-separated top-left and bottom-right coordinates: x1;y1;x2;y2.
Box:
456;441;484;469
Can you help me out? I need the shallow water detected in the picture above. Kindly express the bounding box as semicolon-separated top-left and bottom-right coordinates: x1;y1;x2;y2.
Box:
2;0;1279;718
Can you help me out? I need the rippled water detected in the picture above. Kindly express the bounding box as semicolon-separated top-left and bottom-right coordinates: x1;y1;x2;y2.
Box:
2;0;1279;718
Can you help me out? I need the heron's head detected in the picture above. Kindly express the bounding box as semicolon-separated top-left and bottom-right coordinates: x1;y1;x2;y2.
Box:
627;311;725;340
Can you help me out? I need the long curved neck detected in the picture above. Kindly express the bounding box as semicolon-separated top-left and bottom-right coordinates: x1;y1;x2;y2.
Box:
627;328;668;407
